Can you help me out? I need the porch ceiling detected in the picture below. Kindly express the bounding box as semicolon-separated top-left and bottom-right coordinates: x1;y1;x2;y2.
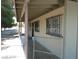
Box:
15;0;24;22
15;0;64;22
28;0;64;21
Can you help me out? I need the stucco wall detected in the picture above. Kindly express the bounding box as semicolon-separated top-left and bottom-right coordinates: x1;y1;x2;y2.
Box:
28;22;32;37
31;7;64;37
29;7;64;58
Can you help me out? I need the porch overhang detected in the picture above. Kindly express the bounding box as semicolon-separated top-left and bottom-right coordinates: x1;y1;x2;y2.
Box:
14;0;65;22
14;0;24;22
14;0;77;22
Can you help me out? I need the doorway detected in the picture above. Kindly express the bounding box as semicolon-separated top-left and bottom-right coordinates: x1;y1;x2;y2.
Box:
32;23;34;37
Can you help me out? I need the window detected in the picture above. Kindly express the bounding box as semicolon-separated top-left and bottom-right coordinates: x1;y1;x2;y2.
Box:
46;15;62;37
34;21;39;32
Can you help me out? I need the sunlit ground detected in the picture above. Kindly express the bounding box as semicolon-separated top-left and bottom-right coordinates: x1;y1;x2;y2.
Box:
1;37;26;59
1;27;26;59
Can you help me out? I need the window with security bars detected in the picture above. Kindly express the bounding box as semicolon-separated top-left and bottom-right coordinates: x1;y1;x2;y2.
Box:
46;15;62;37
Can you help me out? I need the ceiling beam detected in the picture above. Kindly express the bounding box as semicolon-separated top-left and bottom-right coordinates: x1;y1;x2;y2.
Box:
20;4;25;19
20;0;30;20
16;7;22;8
29;2;58;5
29;0;58;5
29;4;59;8
29;6;53;8
15;1;24;4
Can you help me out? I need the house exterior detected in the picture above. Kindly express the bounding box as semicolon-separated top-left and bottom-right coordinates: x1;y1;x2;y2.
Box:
14;0;77;59
28;6;64;59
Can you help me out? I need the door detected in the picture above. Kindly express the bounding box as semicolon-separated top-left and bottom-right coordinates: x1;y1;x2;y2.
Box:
32;23;34;37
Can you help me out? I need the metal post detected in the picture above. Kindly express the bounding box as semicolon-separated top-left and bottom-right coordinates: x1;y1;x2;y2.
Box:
33;37;35;59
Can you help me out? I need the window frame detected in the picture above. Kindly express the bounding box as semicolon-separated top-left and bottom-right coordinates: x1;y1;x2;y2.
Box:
46;15;63;37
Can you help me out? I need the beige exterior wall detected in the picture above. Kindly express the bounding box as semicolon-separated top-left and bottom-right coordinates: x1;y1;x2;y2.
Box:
30;7;64;38
29;7;64;58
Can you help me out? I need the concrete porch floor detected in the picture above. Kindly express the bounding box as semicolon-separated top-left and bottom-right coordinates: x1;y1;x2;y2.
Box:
28;37;60;59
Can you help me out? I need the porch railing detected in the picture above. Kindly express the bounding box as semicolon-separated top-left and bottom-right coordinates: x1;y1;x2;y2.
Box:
32;36;63;59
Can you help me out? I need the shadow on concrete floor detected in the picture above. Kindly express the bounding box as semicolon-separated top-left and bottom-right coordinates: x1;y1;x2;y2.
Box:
28;38;60;59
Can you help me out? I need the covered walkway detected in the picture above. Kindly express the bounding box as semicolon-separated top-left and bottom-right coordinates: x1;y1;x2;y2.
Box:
28;37;60;59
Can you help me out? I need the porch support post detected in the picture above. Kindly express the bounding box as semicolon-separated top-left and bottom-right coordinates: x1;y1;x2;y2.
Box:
19;21;21;35
63;0;77;59
24;0;28;59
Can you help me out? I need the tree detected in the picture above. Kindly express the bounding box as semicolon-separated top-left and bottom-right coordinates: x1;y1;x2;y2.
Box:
1;0;15;28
